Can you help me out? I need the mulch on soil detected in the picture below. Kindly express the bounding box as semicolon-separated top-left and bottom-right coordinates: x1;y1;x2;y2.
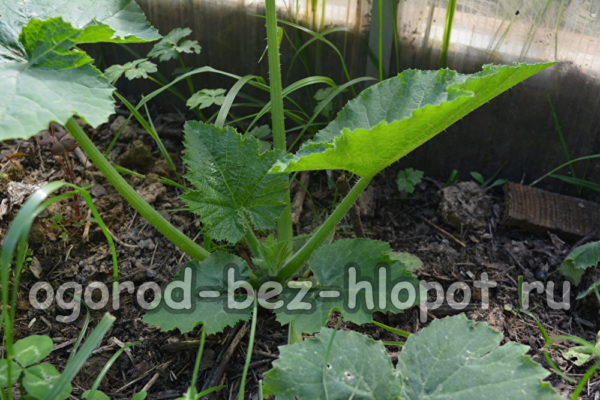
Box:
1;112;599;399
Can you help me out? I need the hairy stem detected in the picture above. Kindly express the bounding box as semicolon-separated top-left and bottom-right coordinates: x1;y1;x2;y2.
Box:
277;176;372;281
265;0;293;251
65;118;210;261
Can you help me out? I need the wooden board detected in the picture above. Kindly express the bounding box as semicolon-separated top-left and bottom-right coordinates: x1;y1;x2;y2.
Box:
503;182;600;238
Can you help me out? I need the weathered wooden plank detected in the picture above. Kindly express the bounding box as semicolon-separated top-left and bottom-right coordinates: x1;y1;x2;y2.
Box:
503;182;600;237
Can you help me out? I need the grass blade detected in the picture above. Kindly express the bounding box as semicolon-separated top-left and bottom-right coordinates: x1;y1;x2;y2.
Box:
530;154;600;187
85;340;141;399
113;92;176;173
46;313;116;399
216;75;257;129
549;174;600;193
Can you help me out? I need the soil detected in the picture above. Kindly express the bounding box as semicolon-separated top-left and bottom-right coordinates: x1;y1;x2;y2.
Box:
1;110;599;400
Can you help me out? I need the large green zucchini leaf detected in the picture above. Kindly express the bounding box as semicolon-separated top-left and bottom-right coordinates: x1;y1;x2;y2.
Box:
263;315;562;400
143;253;252;335
0;0;160;140
272;63;554;178
275;239;422;334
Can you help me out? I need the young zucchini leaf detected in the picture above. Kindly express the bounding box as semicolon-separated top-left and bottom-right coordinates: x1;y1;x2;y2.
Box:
143;252;252;335
0;0;160;140
182;122;288;244
396;314;561;400
271;63;555;178
263;315;562;400
263;328;402;400
559;240;600;286
275;239;422;334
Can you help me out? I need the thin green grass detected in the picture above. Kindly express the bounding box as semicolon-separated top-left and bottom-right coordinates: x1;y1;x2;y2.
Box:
289;76;375;150
260;16;356;94
216;75;258;129
0;182;119;399
530;155;600;187
113;92;176;173
47;313;116;399
84;340;141;399
246;75;337;133
548;98;576;179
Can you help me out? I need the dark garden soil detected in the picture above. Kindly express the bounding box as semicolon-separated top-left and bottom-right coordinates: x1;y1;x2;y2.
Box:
1;111;599;399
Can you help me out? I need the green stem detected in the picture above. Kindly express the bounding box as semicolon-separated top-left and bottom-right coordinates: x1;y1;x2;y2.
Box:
147;75;188;104
377;0;384;80
265;0;293;251
244;223;261;257
277;176;372;281
237;299;258;400
65;118;209;261
439;0;457;68
178;54;196;96
392;0;401;73
571;361;600;400
189;329;207;396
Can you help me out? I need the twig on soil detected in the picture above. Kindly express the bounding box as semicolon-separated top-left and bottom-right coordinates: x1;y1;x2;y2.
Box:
64;244;74;263
82;208;92;241
110;337;137;366
52;338;77;352
74;147;90;168
419;216;466;247
105;226;137;248
161;340;215;352
114;363;162;393
140;360;174;394
149;242;159;267
201;322;249;396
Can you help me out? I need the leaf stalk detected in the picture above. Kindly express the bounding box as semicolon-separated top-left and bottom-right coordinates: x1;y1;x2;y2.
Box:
265;0;293;252
277;176;372;281
65;118;210;260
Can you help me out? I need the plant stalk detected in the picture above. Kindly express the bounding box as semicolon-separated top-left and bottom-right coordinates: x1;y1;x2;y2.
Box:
277;176;372;281
265;0;293;251
189;328;207;397
237;299;259;400
65;118;209;261
439;0;457;68
377;0;384;80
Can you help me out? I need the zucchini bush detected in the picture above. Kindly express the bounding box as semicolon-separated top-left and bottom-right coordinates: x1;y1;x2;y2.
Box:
0;0;561;398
